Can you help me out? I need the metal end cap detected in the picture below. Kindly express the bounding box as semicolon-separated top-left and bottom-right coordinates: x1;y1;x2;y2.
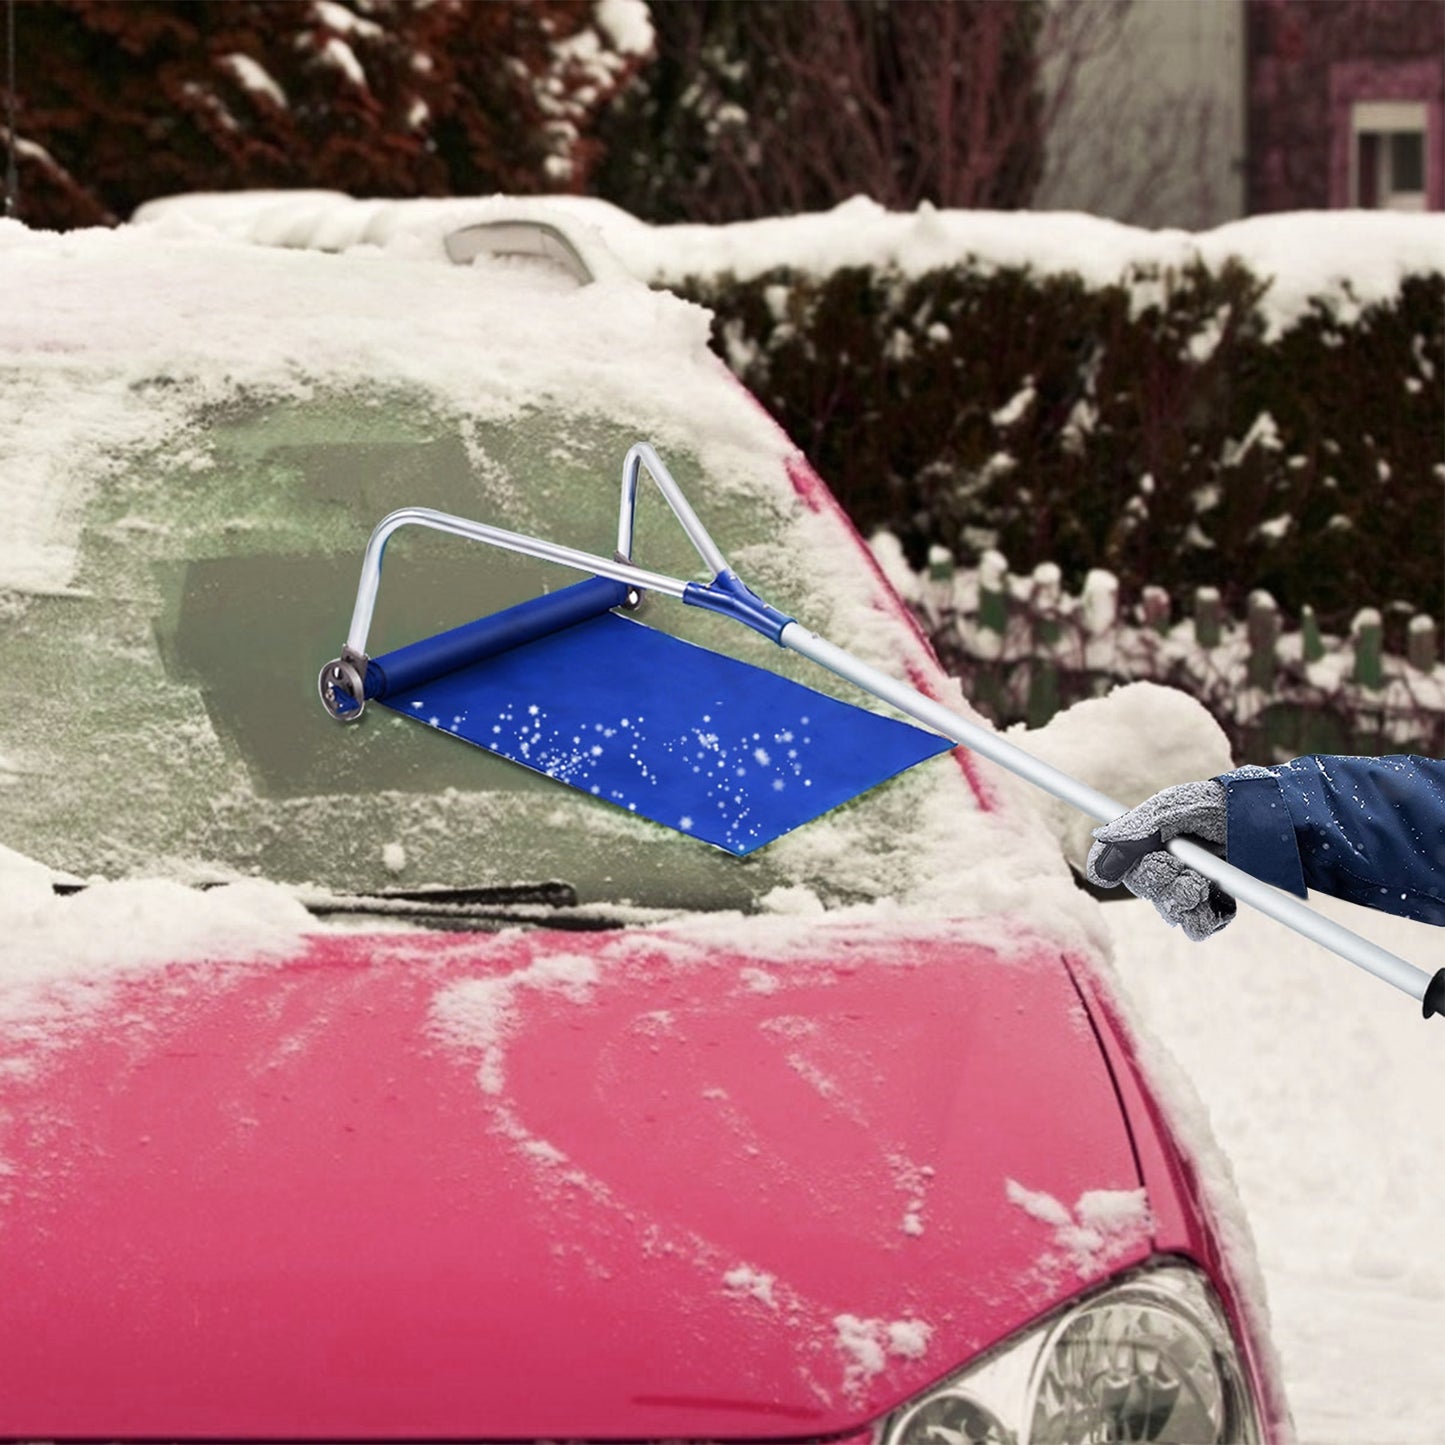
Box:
319;655;367;722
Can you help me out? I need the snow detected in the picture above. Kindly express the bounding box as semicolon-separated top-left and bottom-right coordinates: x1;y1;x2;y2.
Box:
313;0;383;40
1081;568;1119;634
2;199;1438;1437
533;2;653;181
317;37;367;90
834;1312;933;1395
723;1264;779;1308
1021;686;1443;1443
759;884;827;916
979;549;1009;591
887;536;1445;753
222;53;288;109
0;848;311;1049
1005;1178;1073;1228
1225;410;1285;466
0;211;729;595
135;192;1445;341
593;0;654;58
1005;1178;1153;1278
545;196;1445;340
1008;681;1235;871
1105;892;1445;1445
738;965;781;994
886;1318;932;1359
1256;513;1293;541
430;952;600;1095
991;381;1036;428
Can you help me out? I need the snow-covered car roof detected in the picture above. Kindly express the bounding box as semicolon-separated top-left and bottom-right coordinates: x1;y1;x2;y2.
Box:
135;187;1445;338
0;205;1092;933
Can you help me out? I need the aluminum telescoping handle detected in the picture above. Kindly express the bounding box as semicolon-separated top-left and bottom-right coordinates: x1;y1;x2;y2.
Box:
780;621;1444;1017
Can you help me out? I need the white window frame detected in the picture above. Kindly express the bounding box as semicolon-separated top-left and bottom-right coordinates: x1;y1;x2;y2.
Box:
1351;100;1429;211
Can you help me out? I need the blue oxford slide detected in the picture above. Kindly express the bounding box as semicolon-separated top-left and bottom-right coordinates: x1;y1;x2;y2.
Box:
335;573;949;856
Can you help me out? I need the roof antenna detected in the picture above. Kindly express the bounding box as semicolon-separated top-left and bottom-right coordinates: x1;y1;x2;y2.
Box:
3;0;17;220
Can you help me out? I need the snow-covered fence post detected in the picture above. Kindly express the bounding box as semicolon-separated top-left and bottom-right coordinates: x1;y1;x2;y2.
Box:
1352;608;1384;689
1141;585;1171;635
1081;569;1118;635
1300;604;1325;664
1408;614;1438;672
1194;586;1222;649
1246;591;1279;691
978;550;1009;638
1081;569;1118;683
1028;562;1062;726
966;549;1011;725
1031;562;1062;641
923;543;954;631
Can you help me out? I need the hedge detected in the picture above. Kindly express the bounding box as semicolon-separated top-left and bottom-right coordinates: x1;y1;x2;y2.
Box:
672;258;1444;653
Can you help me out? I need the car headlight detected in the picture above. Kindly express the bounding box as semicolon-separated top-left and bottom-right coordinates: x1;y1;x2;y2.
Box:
880;1262;1261;1445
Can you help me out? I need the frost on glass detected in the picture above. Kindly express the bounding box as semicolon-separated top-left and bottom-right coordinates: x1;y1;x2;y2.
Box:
1;388;939;910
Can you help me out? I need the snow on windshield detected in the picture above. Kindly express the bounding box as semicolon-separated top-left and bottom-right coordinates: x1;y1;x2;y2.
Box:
0;214;1096;937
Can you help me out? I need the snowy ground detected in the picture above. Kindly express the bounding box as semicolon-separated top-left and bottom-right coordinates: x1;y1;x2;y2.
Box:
1105;890;1444;1445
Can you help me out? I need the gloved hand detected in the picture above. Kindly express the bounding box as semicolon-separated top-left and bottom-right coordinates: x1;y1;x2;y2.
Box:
1085;780;1236;941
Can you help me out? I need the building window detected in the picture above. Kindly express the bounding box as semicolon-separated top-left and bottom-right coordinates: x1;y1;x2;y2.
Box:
1352;101;1429;210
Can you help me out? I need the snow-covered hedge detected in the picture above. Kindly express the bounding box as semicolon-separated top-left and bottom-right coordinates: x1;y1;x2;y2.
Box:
652;207;1443;648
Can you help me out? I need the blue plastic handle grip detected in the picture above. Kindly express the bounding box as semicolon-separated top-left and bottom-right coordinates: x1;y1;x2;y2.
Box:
683;570;794;643
364;576;631;701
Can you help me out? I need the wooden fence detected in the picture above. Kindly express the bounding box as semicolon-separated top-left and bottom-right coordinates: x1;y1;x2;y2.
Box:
872;536;1445;760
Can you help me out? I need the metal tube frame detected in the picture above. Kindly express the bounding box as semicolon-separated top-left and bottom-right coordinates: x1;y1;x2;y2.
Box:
617;441;730;575
343;508;684;660
343;444;729;662
324;439;1441;1018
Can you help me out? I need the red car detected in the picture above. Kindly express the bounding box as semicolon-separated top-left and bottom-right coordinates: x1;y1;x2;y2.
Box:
0;202;1289;1443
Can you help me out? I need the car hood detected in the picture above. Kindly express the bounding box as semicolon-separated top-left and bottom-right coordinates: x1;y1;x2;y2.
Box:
0;920;1150;1440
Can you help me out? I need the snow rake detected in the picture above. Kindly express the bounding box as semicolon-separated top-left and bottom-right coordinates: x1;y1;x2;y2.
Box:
320;442;1445;1023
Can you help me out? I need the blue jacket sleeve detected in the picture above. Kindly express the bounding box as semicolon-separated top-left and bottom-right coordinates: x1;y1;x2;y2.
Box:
1215;755;1445;926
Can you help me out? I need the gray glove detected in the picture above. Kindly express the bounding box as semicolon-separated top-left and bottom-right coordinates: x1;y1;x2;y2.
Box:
1085;780;1236;941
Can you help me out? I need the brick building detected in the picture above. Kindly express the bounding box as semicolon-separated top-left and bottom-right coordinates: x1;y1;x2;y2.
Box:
1248;0;1445;212
1037;0;1444;226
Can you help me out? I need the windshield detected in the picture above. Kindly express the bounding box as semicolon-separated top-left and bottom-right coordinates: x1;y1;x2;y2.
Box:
2;383;963;912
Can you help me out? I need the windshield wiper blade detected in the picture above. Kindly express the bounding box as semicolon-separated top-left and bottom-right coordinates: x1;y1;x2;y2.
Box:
51;879;577;906
313;881;579;910
50;877;622;930
296;880;627;931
